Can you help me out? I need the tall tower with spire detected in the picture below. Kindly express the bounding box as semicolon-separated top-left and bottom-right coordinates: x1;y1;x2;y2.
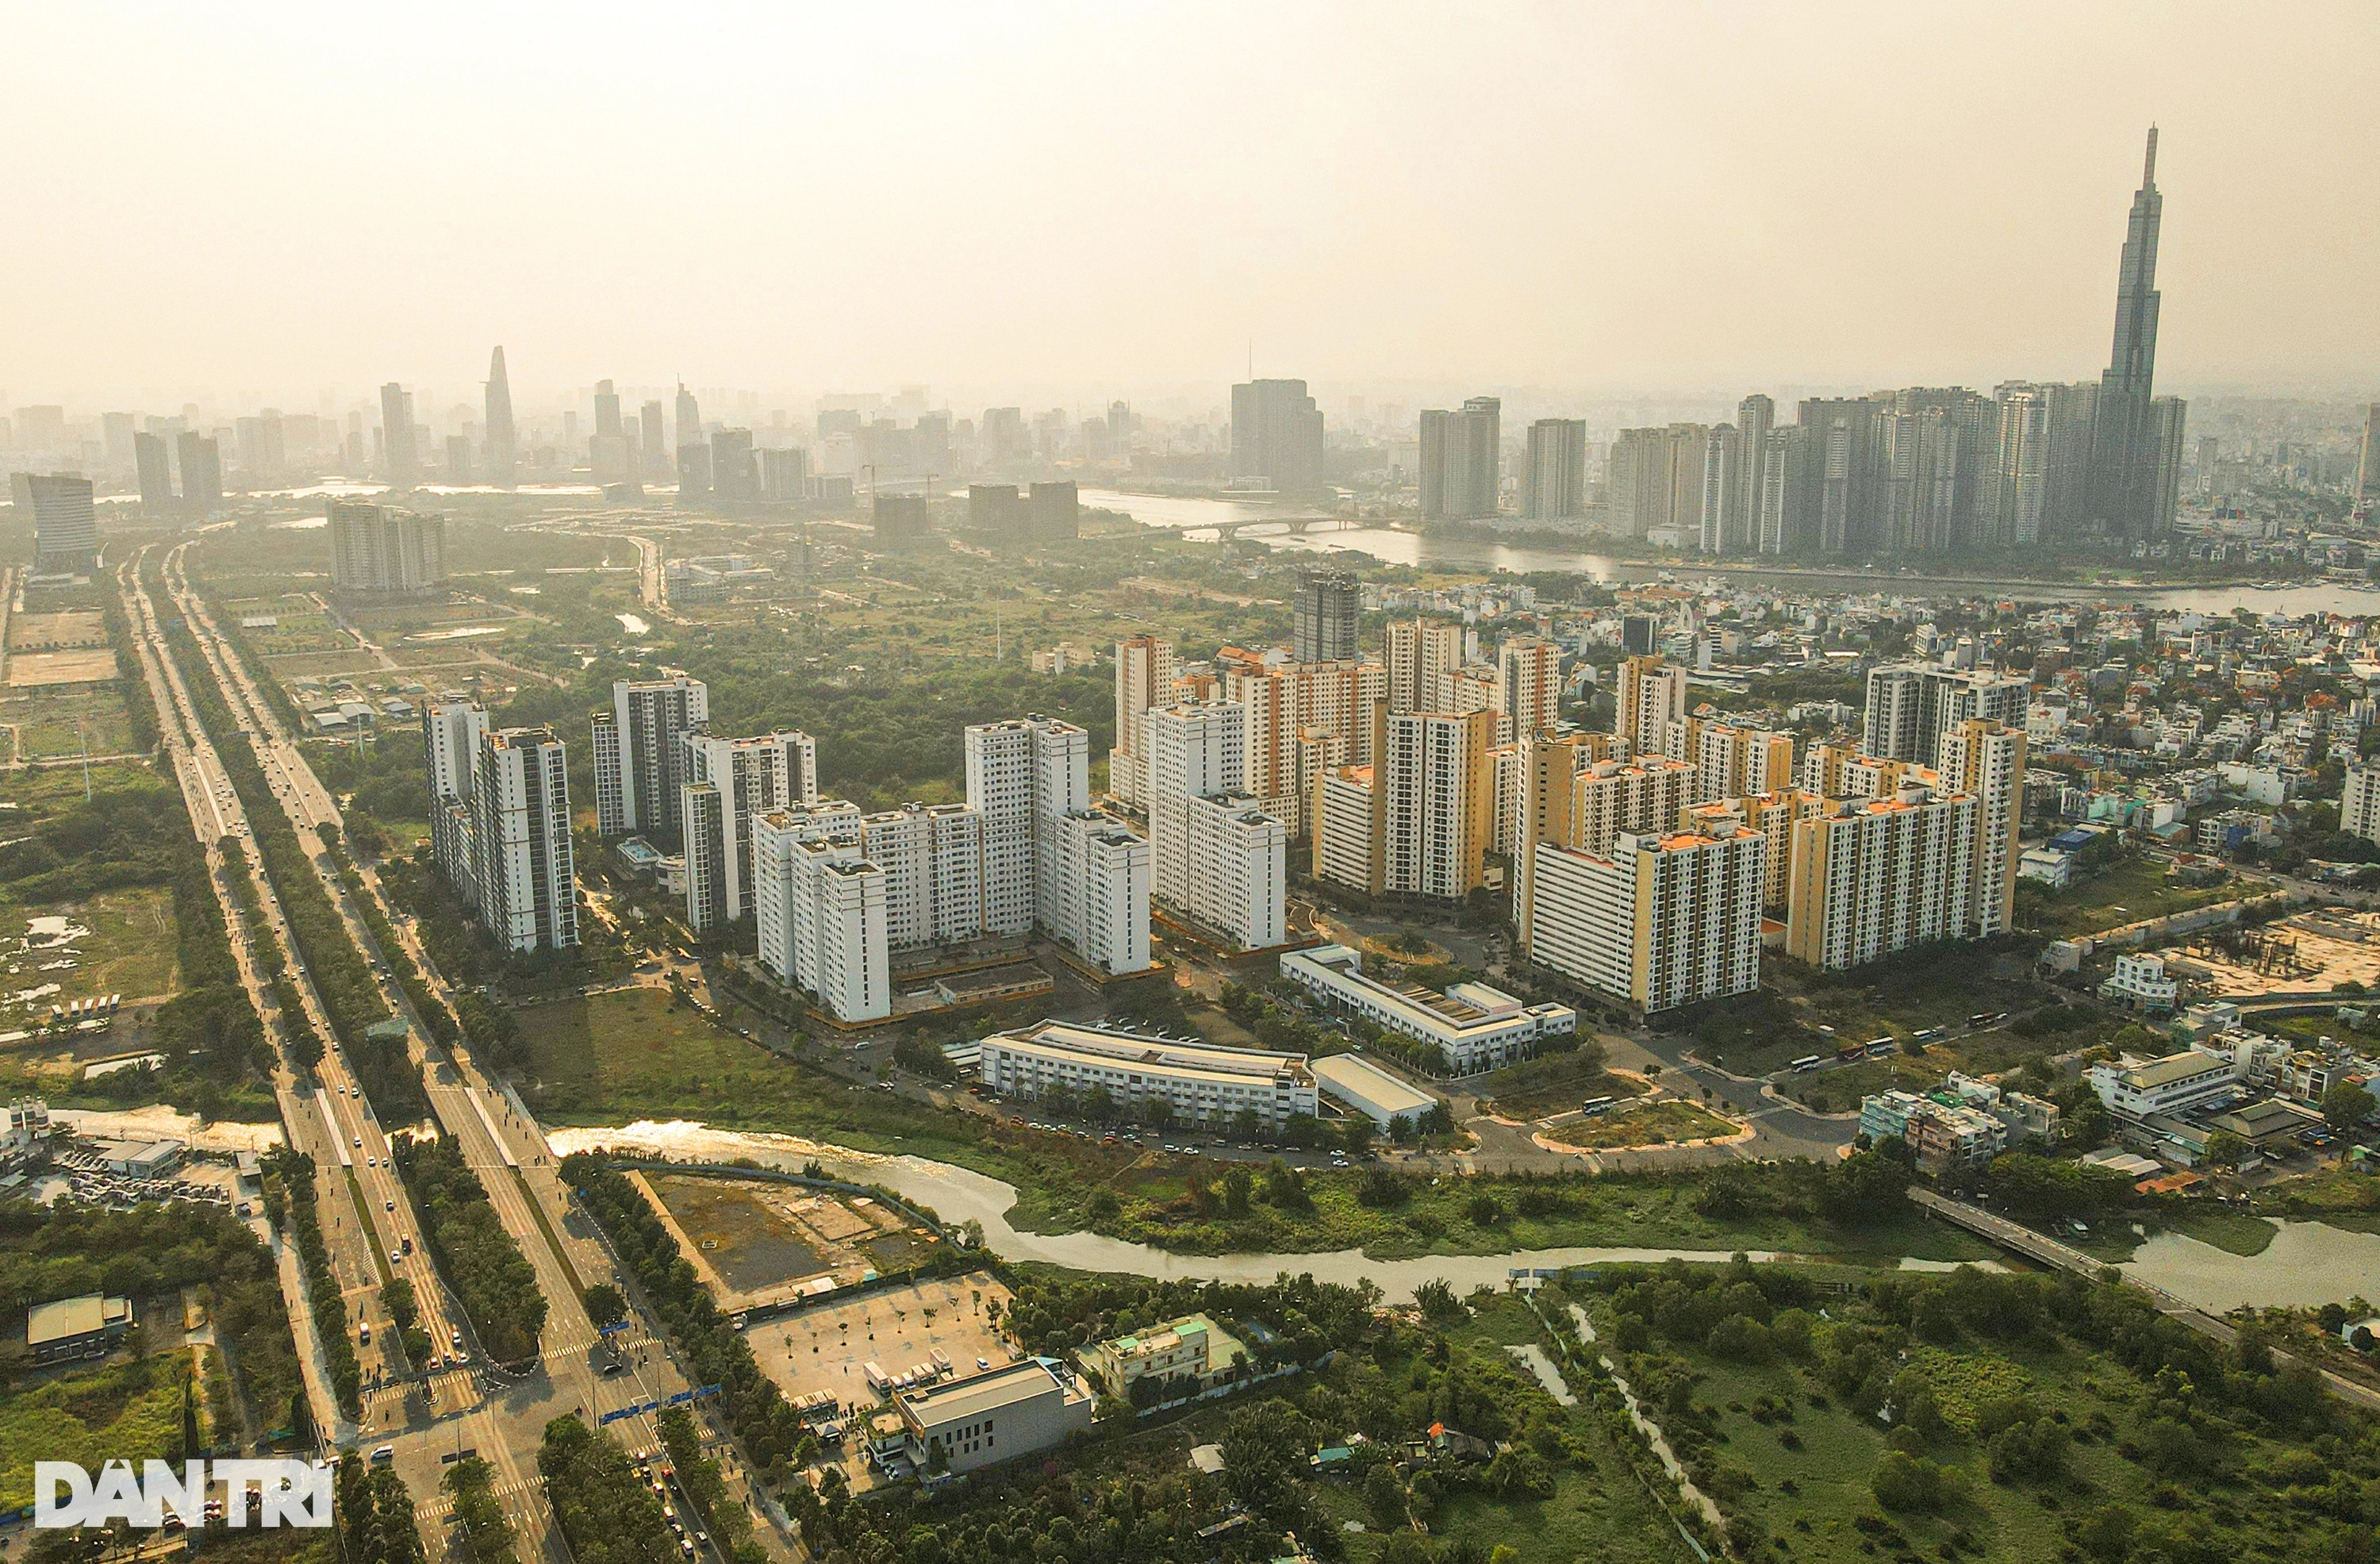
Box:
484;346;516;488
2088;128;2176;534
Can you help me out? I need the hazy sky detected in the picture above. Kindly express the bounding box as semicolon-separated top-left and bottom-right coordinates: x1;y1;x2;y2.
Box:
10;1;2377;410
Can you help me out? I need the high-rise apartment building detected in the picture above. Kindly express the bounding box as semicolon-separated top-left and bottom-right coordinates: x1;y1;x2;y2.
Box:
484;347;516;486
470;726;578;953
1698;423;1742;555
13;474;99;573
1936;720;2027;937
1522;419;1587;522
1668;721;1795;803
965;715;1102;951
1733;394;1775;549
1565;757;1697;859
640;402;667;479
327;500;447;594
679;731;820;931
1292;570;1361;663
674;382;701;450
1785;777;1978;971
1526;824;1764;1013
593;677;710;847
1110;635;1177;809
379;382;417;489
754;804;885;1024
1046;809;1151;975
1607;425;1707;539
1214;648;1386;832
1861;665;2029;766
1385;619;1463;715
175;433;223;510
2344;766;2380;847
1614;655;1688;757
2356;406;2380;506
1229;379;1326;495
421;699;489;899
712;429;756;501
1380;709;1495;901
133;432;175;511
1419;397;1500;521
861;802;985;949
1990;384;2051;547
1144;702;1285;951
1497;636;1561;746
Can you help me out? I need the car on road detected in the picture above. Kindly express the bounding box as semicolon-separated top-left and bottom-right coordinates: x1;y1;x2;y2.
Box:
354;1136;363;1148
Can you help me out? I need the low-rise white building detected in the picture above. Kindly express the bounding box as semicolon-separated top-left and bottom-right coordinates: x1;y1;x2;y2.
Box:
2101;952;2178;1012
980;1020;1318;1128
2017;847;2073;889
1280;943;1573;1075
2087;1048;2243;1121
892;1359;1093;1477
1309;1053;1436;1130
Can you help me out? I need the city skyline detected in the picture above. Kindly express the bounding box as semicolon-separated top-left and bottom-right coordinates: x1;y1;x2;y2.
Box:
5;3;2377;402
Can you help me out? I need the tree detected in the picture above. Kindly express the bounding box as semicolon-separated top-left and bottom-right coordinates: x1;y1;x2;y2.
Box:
1219;1400;1311;1520
1222;1165;1254;1218
583;1283;628;1332
2323;1081;2376;1131
2074;1504;2137;1564
2204;1130;2251;1170
1414;1278;1466;1324
1870;1450;1960;1514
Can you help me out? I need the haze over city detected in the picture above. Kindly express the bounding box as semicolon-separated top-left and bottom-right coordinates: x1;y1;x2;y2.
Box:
9;1;2380;405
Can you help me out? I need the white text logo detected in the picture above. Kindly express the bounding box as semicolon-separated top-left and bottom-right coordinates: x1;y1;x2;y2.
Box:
35;1460;333;1528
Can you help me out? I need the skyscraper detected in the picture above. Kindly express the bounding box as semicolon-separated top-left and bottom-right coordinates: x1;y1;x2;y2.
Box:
2088;129;2177;535
13;474;99;573
1732;394;1775;544
2357;405;2380;506
1418;397;1500;521
674;381;701;449
1110;635;1177;809
1228;379;1326;495
484;348;516;486
1292;569;1361;663
379;382;417;489
175;433;223;511
681;730;820;931
133;432;175;512
1522;419;1587;522
640;401;666;478
1698;423;1741;554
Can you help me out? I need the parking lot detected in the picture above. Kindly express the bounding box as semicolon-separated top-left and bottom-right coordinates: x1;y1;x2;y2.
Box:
743;1270;1012;1426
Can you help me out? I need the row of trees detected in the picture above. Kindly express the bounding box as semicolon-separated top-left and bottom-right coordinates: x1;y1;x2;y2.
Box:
539;1414;683;1564
261;1147;361;1416
389;1133;547;1363
158;595;419;1113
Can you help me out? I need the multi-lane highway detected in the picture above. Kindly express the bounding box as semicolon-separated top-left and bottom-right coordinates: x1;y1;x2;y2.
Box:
152;544;782;1559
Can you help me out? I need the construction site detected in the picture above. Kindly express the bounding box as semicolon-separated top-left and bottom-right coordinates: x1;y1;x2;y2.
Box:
2168;909;2380;997
631;1168;948;1316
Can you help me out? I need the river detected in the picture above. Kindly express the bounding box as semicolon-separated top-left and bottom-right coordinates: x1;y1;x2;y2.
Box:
1077;489;2374;618
543;1120;2376;1311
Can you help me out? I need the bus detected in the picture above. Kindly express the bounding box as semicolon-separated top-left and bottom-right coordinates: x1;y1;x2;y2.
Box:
1790;1055;1824;1073
1579;1096;1616;1116
1967;1013;1995;1028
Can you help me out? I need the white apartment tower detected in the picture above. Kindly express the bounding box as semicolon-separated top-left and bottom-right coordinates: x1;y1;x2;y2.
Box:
861;802;986;948
1146;701;1283;951
470;727;578;954
596;676;710;847
2345;765;2380;848
679;729;819;932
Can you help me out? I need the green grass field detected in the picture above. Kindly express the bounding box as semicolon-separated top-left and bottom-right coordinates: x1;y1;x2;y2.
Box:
0;1354;187;1511
1474;1046;1648;1121
1545;1099;1742;1151
2;686;137;759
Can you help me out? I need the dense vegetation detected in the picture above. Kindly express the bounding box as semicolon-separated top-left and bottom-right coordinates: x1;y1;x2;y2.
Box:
262;1147;362;1416
389;1133;547;1362
658;1405;763;1564
0;1202;302;1439
321;831;459;1049
336;1458;425;1564
539;1414;683;1564
1583;1257;2380;1563
442;1454;517;1563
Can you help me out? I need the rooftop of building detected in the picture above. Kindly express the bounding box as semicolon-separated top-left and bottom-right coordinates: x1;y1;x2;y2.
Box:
992;1020;1312;1085
27;1293;130;1347
898;1359;1083;1428
1310;1053;1436;1116
2105;1050;2235;1089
